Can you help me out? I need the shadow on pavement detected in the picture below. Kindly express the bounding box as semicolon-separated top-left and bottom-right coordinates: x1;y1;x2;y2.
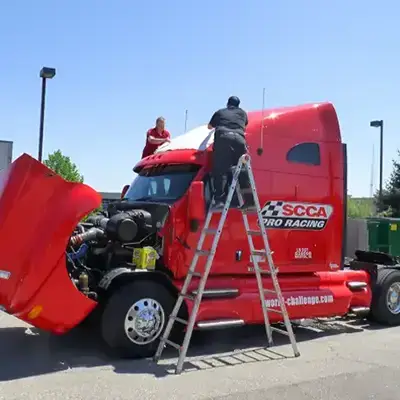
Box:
0;317;391;381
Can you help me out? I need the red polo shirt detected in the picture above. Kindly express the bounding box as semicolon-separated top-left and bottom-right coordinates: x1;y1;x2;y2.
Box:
141;128;171;158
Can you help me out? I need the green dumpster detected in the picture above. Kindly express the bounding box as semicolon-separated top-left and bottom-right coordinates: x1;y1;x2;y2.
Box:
367;217;400;256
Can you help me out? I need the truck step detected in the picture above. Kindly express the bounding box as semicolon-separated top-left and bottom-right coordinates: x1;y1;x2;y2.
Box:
191;288;239;298
347;281;368;291
349;306;370;315
196;319;245;330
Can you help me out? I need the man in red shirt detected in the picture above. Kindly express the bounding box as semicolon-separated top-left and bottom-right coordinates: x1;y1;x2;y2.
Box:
141;117;171;158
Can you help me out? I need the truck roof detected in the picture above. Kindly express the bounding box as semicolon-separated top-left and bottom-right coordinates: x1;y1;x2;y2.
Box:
135;101;340;170
155;102;340;154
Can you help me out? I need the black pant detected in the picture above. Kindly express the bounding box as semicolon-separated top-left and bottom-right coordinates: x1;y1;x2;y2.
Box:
211;131;249;202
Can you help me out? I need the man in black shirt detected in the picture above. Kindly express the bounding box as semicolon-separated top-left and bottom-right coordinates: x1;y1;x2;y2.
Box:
208;96;249;209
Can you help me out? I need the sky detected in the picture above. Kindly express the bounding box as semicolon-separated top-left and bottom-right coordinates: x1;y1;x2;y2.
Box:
0;1;398;197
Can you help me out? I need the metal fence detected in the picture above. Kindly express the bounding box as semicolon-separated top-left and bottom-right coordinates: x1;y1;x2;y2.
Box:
345;218;369;258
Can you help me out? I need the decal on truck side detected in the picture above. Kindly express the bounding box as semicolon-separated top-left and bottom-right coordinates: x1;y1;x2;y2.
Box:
261;201;333;231
266;294;334;308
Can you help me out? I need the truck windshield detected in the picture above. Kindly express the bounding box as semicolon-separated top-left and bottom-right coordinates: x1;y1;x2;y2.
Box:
124;164;200;203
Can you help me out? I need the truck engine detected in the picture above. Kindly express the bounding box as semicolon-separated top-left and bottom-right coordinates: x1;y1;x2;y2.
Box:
66;203;167;300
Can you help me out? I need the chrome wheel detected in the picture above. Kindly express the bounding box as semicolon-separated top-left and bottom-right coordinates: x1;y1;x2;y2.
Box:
124;298;165;345
386;282;400;315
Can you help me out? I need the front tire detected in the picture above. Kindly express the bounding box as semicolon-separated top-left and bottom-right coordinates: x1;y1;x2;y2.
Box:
369;268;400;325
100;280;179;358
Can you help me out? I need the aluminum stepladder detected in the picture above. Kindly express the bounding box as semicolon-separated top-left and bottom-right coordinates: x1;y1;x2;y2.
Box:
154;153;300;374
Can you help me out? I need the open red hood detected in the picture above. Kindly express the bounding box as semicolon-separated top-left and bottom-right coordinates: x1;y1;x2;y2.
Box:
0;153;101;316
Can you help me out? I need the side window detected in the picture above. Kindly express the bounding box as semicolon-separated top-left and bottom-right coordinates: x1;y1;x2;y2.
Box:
286;142;321;166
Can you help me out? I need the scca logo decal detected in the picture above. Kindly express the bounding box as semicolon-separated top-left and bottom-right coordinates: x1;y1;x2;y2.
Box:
261;201;333;231
281;204;328;218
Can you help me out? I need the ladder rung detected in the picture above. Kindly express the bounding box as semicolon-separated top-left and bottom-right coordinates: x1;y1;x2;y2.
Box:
256;268;279;274
204;228;218;235
252;250;266;256
241;209;257;214
210;207;226;213
259;270;272;274
264;289;276;294
181;293;196;301
188;270;202;278
172;316;188;325
247;230;261;236
240;188;253;194
266;307;283;314
196;249;211;256
271;326;290;336
165;339;182;350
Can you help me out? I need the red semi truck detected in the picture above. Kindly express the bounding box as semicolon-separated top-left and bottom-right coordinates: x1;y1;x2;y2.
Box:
0;102;399;359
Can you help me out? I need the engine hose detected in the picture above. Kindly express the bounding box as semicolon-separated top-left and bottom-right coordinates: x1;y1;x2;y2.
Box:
70;228;104;246
68;243;89;261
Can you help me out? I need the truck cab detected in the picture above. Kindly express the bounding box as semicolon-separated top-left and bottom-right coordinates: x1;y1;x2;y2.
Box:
128;102;346;279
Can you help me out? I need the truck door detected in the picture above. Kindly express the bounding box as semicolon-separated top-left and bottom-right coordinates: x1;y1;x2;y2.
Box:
258;137;332;273
183;172;252;276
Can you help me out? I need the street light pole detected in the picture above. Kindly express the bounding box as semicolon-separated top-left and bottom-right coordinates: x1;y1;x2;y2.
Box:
38;67;56;162
370;119;384;201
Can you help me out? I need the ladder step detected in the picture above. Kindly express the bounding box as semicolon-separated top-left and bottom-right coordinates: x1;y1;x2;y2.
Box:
266;307;283;314
241;208;257;214
204;228;219;235
247;230;261;236
249;268;274;275
172;316;188;325
188;270;202;278
165;339;182;350
181;293;196;301
264;289;277;294
196;249;211;256
271;326;290;336
252;250;267;256
254;268;279;274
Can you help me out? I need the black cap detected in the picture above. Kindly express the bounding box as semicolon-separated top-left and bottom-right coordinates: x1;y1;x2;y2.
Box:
227;96;240;107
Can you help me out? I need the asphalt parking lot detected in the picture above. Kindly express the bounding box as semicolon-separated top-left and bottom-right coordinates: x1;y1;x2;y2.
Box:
1;312;400;400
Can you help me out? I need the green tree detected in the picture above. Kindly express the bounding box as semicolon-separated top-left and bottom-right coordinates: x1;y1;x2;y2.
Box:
347;196;374;218
43;150;84;183
375;150;400;217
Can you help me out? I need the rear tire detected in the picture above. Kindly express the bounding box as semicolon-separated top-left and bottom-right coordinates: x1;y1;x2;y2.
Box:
368;268;400;325
100;280;181;358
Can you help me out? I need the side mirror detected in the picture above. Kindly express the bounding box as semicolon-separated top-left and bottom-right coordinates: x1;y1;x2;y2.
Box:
187;181;205;230
121;184;130;199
